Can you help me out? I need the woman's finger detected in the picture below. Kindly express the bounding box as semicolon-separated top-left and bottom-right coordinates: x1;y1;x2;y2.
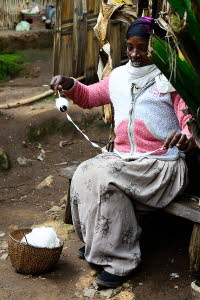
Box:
53;81;59;95
176;134;187;148
168;132;182;148
50;75;62;94
163;131;177;149
177;139;189;151
50;77;57;90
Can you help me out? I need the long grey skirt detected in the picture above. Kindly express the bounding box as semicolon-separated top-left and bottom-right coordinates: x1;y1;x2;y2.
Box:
70;153;188;276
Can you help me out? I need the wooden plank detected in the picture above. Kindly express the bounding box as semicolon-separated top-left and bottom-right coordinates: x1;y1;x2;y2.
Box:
60;18;98;34
62;0;74;21
85;27;99;83
189;224;200;273
189;224;200;274
120;22;129;61
109;22;122;69
64;179;73;224
53;0;62;75
164;197;200;223
87;0;100;15
59;34;73;76
73;0;87;78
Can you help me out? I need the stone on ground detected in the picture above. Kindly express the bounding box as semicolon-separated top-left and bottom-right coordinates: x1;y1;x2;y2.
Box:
36;175;54;189
17;157;32;167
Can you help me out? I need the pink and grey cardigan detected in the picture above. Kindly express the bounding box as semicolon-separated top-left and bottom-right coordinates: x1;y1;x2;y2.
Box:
64;64;191;161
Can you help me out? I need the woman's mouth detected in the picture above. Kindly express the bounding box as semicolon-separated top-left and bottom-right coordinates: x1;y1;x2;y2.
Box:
131;61;143;67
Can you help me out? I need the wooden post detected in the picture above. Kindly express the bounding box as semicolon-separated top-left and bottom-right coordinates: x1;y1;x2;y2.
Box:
189;224;200;277
142;8;150;17
53;0;62;75
137;0;149;17
85;26;99;83
151;0;169;18
64;179;73;225
151;0;160;18
73;0;87;78
110;22;121;69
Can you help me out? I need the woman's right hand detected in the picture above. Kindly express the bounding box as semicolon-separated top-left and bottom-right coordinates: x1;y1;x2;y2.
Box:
50;75;74;95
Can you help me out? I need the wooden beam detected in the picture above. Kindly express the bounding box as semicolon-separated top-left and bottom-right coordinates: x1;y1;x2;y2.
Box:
164;198;200;224
73;0;88;78
189;224;200;275
53;0;62;75
137;0;149;17
64;179;73;225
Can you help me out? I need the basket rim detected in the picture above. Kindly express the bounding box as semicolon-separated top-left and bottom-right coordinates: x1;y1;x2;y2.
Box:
9;228;64;250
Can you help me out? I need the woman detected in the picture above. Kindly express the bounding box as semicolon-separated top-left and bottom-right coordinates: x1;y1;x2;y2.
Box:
50;17;195;288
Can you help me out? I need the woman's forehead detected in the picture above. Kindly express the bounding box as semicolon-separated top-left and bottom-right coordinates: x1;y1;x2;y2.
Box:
126;36;149;45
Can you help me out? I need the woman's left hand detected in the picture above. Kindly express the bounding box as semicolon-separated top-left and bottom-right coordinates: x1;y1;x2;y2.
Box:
163;131;196;152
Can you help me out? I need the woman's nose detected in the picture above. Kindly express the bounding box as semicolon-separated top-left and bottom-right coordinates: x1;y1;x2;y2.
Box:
131;50;140;59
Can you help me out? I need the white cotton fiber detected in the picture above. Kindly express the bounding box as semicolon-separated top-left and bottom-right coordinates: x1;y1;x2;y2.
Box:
21;227;60;249
55;97;69;112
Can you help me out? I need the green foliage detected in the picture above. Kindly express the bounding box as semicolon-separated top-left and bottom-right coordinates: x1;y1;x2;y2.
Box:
21;72;30;78
0;53;25;80
167;0;200;77
167;0;191;17
171;15;184;32
151;0;200;120
151;35;200;116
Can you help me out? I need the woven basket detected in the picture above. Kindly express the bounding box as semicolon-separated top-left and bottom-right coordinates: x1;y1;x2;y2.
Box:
8;229;63;275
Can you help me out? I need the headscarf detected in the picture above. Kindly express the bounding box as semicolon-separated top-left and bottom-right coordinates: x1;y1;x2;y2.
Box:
126;17;166;40
126;17;173;92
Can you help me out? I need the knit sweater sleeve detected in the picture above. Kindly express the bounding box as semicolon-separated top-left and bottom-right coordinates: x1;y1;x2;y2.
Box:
63;76;111;109
171;92;192;136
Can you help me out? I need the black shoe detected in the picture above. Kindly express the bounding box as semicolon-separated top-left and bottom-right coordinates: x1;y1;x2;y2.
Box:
96;271;125;288
77;246;85;259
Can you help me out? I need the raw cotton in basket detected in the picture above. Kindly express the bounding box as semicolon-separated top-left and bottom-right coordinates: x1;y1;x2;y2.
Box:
21;227;60;248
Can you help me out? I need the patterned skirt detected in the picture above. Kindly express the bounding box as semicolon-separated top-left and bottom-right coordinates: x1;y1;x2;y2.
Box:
70;153;188;276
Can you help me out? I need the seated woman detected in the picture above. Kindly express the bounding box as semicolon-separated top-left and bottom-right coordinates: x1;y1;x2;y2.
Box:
50;17;195;288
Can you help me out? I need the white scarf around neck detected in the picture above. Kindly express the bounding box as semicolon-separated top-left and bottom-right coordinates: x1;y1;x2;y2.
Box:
126;61;161;88
126;61;176;93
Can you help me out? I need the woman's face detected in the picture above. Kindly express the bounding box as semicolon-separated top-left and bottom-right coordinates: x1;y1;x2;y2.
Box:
126;36;153;68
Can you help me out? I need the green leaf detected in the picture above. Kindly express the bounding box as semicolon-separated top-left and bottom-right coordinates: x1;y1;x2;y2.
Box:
0;53;24;80
167;0;191;17
151;35;200;116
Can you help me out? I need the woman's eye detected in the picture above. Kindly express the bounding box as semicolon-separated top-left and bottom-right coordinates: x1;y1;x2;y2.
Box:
140;48;148;52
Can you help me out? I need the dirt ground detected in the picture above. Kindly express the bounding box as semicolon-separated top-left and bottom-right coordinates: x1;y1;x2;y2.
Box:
0;47;195;300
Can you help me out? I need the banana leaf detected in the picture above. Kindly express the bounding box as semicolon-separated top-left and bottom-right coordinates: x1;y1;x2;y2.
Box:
167;0;200;77
151;34;200;117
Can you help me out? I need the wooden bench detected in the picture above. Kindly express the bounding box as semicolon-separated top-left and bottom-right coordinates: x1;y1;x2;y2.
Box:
63;164;200;277
165;196;200;276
